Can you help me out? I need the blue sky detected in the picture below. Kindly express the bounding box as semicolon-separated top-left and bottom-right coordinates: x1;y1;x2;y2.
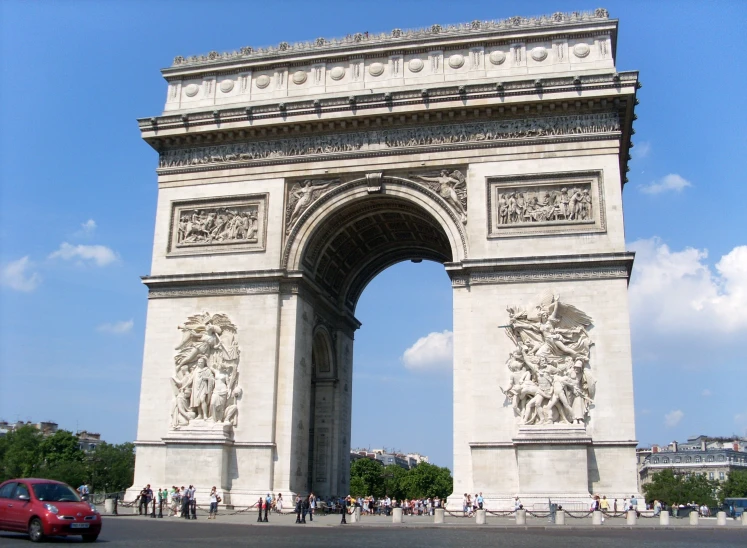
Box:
1;1;745;470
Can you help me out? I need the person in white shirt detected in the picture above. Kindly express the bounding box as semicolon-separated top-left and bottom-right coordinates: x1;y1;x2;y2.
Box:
514;496;522;511
208;486;221;519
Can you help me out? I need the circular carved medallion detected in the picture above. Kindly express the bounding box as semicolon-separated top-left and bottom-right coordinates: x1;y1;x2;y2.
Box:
448;54;465;69
219;79;234;93
489;51;506;65
292;70;307;85
573;43;591;58
530;47;548;62
329;66;346;81
408;58;424;73
184;84;199;97
368;62;385;76
255;75;271;89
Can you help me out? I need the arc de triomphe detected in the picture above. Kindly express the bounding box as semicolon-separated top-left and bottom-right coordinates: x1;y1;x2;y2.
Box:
130;9;640;507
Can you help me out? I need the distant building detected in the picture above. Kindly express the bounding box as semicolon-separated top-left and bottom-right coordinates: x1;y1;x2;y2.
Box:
350;448;430;470
0;420;104;451
637;436;747;488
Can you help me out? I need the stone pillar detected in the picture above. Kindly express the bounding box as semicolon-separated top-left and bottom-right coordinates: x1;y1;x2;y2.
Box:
742;512;747;526
626;510;637;525
659;512;670;526
555;511;565;525
717;511;726;526
689;511;699;526
354;507;361;522
592;511;603;525
476;509;486;524
515;509;527;525
392;507;403;523
434;508;444;524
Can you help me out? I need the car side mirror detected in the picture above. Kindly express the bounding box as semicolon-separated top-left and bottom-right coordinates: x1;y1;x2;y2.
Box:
18;494;30;501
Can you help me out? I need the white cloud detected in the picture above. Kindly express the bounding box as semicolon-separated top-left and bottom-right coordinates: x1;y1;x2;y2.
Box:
49;242;118;266
635;141;651;159
97;320;134;334
78;219;97;236
702;389;712;397
664;409;684;428
1;256;41;292
628;239;747;334
402;330;453;371
639;173;692;194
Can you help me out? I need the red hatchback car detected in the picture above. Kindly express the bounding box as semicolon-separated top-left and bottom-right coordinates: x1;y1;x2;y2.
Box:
0;478;102;542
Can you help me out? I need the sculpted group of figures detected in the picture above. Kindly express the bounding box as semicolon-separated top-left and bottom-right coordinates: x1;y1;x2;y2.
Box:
169;313;242;429
497;185;592;225
177;207;258;246
158;113;619;169
501;291;595;425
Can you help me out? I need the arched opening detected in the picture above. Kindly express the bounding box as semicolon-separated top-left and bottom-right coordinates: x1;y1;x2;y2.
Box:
287;177;462;497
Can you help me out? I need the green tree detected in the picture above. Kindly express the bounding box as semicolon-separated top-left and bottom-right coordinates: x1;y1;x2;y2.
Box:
383;465;408;500
400;462;453;500
349;476;367;498
0;425;43;480
642;469;718;507
720;469;747;499
350;457;385;497
88;442;135;493
40;430;85;465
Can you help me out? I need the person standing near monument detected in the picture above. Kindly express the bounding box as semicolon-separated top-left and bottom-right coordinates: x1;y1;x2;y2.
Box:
308;492;315;521
208;486;221;519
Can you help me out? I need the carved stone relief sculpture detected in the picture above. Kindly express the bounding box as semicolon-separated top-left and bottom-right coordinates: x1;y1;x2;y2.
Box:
500;291;595;426
487;172;605;238
412;169;468;223
170;312;242;429
285;178;341;233
168;194;267;255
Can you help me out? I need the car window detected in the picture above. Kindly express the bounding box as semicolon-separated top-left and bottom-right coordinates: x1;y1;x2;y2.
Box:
14;483;30;500
31;483;80;502
0;482;17;499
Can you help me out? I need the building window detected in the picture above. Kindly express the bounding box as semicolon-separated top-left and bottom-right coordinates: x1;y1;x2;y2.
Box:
707;456;715;462
717;455;725;462
662;458;669;463
719;472;725;480
674;457;682;463
695;456;702;463
652;458;659;464
685;457;692;463
709;472;714;480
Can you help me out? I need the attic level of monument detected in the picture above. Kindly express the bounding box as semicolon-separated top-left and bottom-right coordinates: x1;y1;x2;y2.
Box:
164;9;614;72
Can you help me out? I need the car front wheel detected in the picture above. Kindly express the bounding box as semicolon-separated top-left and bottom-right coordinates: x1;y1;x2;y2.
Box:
28;518;44;543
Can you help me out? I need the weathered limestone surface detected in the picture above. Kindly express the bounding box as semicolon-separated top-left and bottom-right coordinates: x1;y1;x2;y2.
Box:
129;9;640;508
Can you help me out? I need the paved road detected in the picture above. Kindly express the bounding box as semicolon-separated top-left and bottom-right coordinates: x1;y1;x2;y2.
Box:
1;515;746;547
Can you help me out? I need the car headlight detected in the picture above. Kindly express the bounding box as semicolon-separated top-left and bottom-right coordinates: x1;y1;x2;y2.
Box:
88;502;98;513
44;503;59;514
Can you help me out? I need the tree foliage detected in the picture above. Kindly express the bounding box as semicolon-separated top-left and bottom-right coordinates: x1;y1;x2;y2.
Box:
349;459;453;500
720;469;747;499
642;469;719;507
0;426;134;493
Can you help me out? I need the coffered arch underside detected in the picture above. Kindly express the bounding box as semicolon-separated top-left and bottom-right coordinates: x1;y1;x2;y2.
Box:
283;177;468;311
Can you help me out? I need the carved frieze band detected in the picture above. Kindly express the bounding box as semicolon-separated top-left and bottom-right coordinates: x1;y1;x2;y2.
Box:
167;194;268;256
487;171;606;238
451;266;629;287
149;282;280;299
158;113;620;171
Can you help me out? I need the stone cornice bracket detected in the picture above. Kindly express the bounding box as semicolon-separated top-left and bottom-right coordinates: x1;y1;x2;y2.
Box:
365;172;383;193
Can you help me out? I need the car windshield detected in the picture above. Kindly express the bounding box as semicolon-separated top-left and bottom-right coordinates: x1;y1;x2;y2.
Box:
32;483;81;502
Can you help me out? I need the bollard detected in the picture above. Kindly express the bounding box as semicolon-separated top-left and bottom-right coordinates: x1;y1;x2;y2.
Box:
515;509;527;525
351;507;361;523
104;499;115;515
434;508;444;524
626;510;637;525
742;512;747;525
392;507;403;523
555;511;565;525
717;511;726;526
592;510;603;525
476;509;486;524
659;512;670;526
689;511;699;526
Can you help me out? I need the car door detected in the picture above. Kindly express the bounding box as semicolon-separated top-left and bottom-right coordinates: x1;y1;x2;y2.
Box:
0;482;18;530
7;483;32;531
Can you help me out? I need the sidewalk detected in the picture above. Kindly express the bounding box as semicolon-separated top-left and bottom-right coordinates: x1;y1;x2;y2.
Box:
108;510;747;530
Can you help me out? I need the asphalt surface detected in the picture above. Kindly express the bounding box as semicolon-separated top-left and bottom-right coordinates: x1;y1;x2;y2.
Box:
2;514;746;547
